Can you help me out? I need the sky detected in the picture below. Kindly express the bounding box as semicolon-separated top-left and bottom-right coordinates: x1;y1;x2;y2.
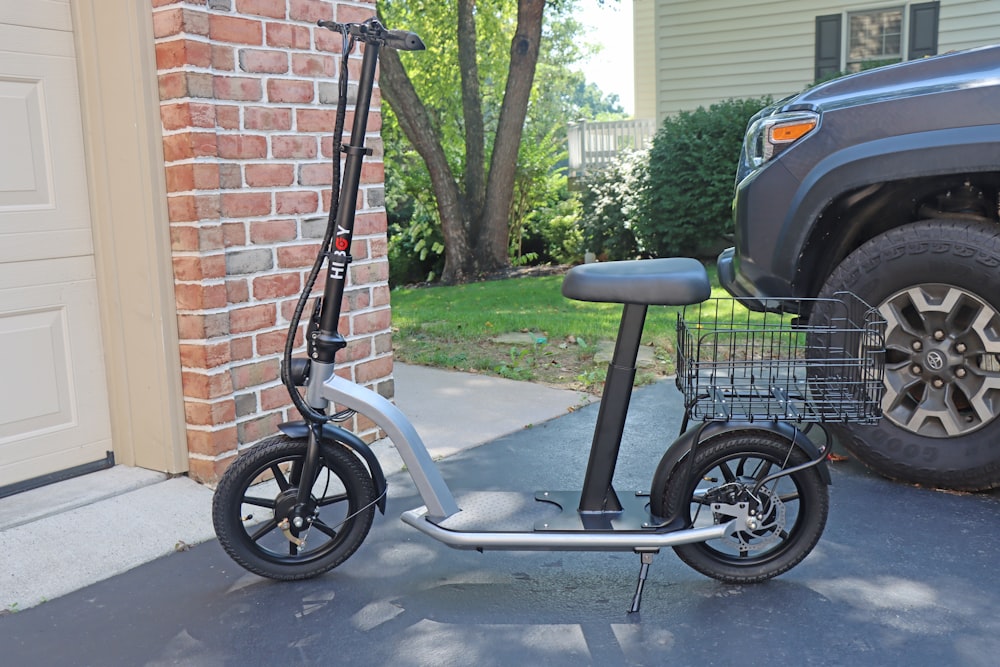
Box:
573;0;635;115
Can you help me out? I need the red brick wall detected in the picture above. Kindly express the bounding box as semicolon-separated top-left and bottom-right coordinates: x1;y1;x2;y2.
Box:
151;0;392;482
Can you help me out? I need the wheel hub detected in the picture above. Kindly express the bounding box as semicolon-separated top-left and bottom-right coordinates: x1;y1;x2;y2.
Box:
274;489;314;527
880;284;1000;438
711;484;786;553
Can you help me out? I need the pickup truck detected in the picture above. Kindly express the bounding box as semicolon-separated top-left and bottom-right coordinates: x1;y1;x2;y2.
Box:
719;45;1000;490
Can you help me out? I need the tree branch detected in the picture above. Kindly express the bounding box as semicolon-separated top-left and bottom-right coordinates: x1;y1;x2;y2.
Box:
458;0;486;218
379;47;471;282
480;0;545;269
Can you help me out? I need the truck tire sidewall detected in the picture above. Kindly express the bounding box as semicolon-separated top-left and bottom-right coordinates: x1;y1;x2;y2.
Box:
817;219;1000;490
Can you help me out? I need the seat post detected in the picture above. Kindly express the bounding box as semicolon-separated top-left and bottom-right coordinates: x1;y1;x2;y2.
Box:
578;303;647;513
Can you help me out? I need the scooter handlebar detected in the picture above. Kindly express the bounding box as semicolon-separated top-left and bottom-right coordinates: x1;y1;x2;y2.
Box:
384;29;425;51
317;20;425;51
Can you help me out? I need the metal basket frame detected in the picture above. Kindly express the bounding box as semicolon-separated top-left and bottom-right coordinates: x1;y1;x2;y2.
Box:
676;292;886;424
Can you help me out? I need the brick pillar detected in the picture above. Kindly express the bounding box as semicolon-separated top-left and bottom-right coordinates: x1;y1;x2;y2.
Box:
151;0;393;483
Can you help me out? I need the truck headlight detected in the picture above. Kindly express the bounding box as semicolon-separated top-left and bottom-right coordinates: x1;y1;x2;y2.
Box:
744;111;819;168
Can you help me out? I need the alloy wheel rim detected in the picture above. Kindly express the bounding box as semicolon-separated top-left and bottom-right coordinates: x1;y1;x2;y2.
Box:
878;284;1000;437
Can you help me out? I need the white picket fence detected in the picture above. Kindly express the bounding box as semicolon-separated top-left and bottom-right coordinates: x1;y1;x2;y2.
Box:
566;118;656;177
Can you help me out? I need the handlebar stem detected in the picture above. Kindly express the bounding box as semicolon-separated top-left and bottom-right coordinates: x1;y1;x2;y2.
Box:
308;32;381;363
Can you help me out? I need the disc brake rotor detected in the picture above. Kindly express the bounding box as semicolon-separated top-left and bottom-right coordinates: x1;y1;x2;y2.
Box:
714;485;786;553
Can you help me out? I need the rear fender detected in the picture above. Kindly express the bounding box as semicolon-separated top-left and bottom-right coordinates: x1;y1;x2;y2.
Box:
649;421;831;515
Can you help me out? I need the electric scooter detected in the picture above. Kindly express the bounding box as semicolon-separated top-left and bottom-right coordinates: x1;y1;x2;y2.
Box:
211;19;886;613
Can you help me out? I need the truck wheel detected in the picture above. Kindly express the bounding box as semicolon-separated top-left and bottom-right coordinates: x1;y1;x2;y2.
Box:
815;219;1000;490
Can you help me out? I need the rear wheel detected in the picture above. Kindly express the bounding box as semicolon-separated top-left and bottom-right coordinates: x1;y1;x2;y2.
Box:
212;435;376;580
658;430;828;583
815;219;1000;490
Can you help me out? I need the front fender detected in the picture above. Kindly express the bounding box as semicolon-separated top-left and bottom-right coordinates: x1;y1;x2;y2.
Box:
649;421;831;516
278;421;387;514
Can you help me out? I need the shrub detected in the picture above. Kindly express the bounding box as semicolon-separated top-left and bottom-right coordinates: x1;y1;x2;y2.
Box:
577;149;648;261
387;198;445;286
537;196;584;264
637;97;771;259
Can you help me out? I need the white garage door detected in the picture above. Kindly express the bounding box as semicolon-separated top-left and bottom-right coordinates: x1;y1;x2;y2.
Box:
0;1;114;493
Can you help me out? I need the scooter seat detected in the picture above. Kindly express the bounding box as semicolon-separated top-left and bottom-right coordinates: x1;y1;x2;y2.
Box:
561;258;710;306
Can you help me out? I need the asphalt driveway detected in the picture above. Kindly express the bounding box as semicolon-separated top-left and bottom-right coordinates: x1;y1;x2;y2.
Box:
4;380;1000;666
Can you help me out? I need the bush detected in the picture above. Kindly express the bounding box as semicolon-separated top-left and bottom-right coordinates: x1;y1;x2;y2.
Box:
387;198;445;286
537;196;584;264
637;97;771;258
577;149;648;261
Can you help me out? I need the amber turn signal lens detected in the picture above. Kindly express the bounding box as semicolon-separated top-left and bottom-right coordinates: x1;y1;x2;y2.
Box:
770;120;818;143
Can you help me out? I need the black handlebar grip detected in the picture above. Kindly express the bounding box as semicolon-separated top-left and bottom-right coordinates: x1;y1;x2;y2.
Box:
384;30;425;51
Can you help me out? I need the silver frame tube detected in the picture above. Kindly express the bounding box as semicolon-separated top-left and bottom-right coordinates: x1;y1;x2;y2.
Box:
401;507;733;551
321;373;460;520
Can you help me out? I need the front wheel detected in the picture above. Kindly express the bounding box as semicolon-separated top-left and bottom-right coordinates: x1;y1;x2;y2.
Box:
815;219;1000;490
212;434;377;580
657;430;828;583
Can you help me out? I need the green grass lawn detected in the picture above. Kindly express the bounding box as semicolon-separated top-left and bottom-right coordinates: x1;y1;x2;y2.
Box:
389;265;733;391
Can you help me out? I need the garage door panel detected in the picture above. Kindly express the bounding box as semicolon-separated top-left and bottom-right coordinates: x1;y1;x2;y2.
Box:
0;4;113;490
0;28;93;259
0;305;73;438
0;1;71;33
0;77;50;206
0;263;112;486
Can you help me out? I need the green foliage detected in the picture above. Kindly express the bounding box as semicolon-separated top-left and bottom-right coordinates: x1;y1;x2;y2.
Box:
536;195;584;264
510;123;567;265
380;0;622;281
577;149;648;260
637;97;771;258
385;150;444;285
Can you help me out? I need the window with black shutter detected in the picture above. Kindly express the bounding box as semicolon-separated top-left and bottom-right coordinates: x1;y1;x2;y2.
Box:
814;2;939;79
909;2;940;59
815;14;843;80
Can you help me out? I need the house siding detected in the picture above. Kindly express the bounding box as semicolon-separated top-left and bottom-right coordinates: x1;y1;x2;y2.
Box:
633;0;657;120
647;0;1000;120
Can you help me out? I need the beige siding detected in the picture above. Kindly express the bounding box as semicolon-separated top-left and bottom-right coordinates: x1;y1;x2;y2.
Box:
652;0;1000;120
940;0;1000;50
634;0;657;120
655;0;820;119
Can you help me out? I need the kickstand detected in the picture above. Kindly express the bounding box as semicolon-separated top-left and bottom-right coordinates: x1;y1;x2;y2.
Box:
628;551;656;614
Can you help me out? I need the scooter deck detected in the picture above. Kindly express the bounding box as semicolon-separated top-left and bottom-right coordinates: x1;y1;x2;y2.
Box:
399;489;727;553
432;490;657;533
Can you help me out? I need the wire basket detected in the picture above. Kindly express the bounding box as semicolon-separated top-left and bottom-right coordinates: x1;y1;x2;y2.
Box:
676;292;886;424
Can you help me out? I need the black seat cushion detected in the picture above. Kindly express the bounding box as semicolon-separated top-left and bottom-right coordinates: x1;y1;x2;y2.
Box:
561;258;710;306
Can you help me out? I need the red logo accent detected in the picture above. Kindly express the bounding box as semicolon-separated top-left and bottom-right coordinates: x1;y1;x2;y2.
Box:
335;237;349;251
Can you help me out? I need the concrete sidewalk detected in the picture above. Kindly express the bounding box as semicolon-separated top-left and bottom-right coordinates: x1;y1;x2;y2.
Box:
0;364;593;612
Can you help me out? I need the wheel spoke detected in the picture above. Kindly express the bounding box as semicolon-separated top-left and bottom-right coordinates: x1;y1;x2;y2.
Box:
753;460;773;481
735;456;748;477
316;492;349;507
719;460;737;483
311;519;339;539
242;496;276;509
270;464;290;491
249;518;278;543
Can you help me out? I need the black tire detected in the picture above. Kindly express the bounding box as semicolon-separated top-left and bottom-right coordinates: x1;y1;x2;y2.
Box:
212;434;376;580
658;430;828;584
815;220;1000;490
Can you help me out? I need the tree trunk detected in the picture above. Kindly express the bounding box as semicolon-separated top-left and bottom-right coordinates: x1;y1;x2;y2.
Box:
477;0;545;272
379;0;547;283
379;48;473;283
457;0;486;219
